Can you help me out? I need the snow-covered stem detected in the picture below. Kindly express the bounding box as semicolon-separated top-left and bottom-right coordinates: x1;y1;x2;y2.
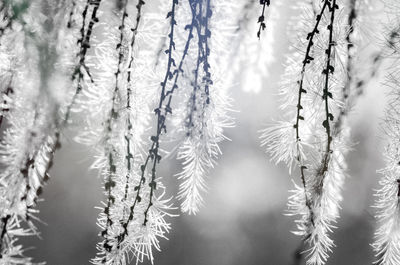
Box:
78;1;175;264
261;1;353;264
140;0;180;226
0;1;70;262
176;0;213;215
372;2;400;263
64;0;102;124
99;0;130;258
174;0;234;215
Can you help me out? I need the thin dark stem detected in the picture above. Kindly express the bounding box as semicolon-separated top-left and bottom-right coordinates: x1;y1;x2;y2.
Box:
122;0;145;205
297;2;339;243
101;0;130;256
316;0;338;196
187;1;203;132
142;0;208;225
19;109;41;215
203;0;211;102
257;0;270;39
19;120;61;213
344;0;357;100
119;0;181;243
186;0;212;134
10;105;60;238
143;0;180;226
0;214;10;258
294;1;329;222
323;4;335;144
64;0;102;124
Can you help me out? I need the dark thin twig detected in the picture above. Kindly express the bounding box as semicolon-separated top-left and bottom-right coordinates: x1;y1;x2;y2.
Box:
316;0;338;196
101;0;130;255
293;1;329;222
64;0;102;124
187;1;203;131
119;0;180;242
186;0;212;134
1;114;61;255
257;0;270;39
291;5;339;263
344;0;357;100
0;215;10;258
142;0;180;226
123;0;146;203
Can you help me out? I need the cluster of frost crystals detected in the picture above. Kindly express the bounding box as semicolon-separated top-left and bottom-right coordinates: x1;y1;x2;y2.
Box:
372;2;400;264
73;1;175;264
0;1;69;263
260;0;359;264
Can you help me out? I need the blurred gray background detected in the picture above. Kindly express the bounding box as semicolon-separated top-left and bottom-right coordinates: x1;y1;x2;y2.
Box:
21;1;388;265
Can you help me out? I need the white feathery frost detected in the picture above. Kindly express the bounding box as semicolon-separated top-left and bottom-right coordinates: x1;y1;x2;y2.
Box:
72;1;177;264
259;0;363;264
0;1;66;263
0;0;386;264
174;0;236;215
373;2;400;262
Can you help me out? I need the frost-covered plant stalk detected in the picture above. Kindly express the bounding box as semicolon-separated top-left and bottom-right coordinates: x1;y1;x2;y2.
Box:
175;0;216;215
63;0;103;123
372;2;400;264
0;1;72;263
72;0;176;263
260;0;359;264
174;0;234;215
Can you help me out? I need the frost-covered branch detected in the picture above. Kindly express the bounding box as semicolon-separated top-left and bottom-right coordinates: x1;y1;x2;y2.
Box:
64;0;102;123
373;2;400;264
260;1;354;264
72;1;175;264
174;0;234;215
0;1;69;263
